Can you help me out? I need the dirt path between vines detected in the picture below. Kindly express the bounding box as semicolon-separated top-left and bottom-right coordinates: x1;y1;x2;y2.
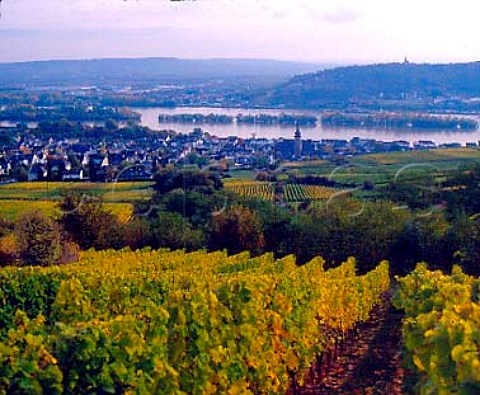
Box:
289;294;405;395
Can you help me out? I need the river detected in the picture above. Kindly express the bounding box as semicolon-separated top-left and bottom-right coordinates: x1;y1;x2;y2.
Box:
134;107;480;145
3;107;480;145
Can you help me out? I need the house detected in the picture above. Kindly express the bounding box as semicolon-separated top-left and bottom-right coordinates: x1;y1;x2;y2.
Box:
71;143;92;154
413;141;436;150
10;152;38;168
275;139;295;160
47;156;68;181
108;152;125;167
63;169;84;181
87;153;109;182
0;157;11;176
392;141;411;150
438;142;461;149
116;164;152;181
28;163;48;181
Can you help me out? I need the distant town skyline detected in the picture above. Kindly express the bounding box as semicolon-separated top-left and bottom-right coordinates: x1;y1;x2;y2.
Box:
1;0;480;64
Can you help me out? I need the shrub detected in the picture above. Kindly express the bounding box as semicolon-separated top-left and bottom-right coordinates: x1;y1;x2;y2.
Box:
0;234;18;266
15;211;62;266
210;205;265;255
59;192;125;250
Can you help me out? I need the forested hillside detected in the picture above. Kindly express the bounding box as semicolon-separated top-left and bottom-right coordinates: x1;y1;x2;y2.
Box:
0;57;321;87
255;62;480;110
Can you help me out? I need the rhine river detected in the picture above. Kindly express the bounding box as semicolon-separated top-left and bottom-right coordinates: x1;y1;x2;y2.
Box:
134;107;480;145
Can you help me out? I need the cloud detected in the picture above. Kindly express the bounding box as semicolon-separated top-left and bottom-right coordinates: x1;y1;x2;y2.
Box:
297;2;364;24
1;0;480;64
0;0;363;31
321;8;363;23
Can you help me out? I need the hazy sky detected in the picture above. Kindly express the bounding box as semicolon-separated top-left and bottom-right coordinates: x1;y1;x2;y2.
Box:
1;0;480;64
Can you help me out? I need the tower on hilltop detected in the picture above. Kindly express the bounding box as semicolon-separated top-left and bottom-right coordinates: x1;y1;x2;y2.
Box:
294;124;302;158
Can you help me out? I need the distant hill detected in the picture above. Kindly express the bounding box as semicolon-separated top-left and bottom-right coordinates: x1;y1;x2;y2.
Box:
254;62;480;110
0;57;323;88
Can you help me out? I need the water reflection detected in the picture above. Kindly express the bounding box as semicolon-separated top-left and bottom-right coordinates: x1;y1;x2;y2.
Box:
134;107;480;145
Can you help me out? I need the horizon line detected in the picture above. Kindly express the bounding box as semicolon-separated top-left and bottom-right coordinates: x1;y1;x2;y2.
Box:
1;55;479;67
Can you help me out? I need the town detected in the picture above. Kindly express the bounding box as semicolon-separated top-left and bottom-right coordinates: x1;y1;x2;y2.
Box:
0;120;477;183
3;1;480;394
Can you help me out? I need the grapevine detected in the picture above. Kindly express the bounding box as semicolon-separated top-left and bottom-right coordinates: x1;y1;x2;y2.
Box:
394;264;480;394
0;248;390;394
224;179;337;203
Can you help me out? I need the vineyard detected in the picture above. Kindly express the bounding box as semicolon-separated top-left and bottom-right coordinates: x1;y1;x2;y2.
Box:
224;180;337;203
283;184;336;202
394;264;480;394
224;180;275;201
0;248;389;394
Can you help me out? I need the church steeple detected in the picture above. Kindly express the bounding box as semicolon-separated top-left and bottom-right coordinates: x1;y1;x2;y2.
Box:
294;123;301;139
294;123;302;158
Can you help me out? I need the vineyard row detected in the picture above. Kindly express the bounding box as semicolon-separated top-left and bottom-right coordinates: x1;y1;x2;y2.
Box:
0;248;389;394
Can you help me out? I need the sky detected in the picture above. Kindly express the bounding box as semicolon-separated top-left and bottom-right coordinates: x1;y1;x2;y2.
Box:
0;0;480;64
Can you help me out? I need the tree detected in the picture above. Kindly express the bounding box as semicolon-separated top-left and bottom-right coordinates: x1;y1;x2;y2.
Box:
151;212;205;251
210;205;265;255
288;199;410;271
185;152;208;168
15;211;62;266
153;168;222;194
159;189;227;226
447;214;480;276
104;118;119;133
124;217;153;251
59;192;124;250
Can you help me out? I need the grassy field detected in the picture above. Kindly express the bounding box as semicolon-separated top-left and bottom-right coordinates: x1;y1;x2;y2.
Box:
280;159;329;169
0;199;134;223
0;181;154;202
0;181;151;223
353;148;480;166
0;200;59;221
227;169;258;180
276;148;480;186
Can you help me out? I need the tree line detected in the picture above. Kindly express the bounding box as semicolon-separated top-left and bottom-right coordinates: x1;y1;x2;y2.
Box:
2;165;480;276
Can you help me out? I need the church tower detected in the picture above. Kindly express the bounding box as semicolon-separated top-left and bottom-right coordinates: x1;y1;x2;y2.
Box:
294;124;302;158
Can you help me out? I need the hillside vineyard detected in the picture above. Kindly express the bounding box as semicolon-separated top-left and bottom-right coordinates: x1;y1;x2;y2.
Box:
0;248;389;394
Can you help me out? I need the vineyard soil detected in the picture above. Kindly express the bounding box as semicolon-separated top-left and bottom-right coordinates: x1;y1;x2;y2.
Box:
290;294;405;395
